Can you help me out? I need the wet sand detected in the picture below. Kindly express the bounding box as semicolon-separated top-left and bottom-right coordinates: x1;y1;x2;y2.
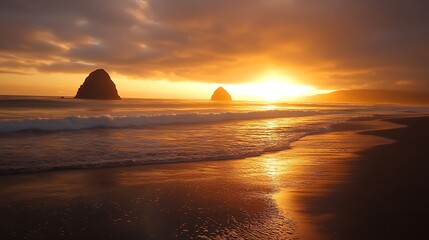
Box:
301;116;429;239
0;117;425;239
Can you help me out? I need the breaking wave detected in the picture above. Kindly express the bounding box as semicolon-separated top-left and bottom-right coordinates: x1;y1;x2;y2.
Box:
0;110;333;133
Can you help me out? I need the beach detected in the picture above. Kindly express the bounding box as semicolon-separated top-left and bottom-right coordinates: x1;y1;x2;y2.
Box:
307;116;429;239
1;115;426;239
2;1;429;239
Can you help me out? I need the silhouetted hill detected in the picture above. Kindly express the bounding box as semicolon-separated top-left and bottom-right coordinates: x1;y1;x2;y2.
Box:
75;69;121;100
211;87;232;101
302;89;429;105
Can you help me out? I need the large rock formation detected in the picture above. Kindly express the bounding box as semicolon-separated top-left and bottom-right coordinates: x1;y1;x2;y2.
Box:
211;87;232;101
75;69;121;100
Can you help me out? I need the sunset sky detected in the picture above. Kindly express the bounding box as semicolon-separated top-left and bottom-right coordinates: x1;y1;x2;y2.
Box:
1;0;428;100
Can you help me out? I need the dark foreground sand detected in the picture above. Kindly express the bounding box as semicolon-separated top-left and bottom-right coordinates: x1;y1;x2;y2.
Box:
0;116;427;239
306;116;429;239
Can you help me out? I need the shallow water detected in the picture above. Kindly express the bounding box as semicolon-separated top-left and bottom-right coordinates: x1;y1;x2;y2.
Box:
0;119;397;240
0;96;427;174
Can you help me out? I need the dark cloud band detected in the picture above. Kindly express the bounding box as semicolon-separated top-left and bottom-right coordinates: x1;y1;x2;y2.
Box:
1;0;428;89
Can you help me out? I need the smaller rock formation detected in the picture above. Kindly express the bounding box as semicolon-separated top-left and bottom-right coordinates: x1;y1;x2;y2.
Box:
75;69;121;100
211;87;232;101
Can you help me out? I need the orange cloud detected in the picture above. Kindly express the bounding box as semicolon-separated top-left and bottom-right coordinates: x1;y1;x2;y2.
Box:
0;0;428;90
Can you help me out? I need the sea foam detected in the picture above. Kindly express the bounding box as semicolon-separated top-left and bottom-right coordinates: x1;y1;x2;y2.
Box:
0;110;330;133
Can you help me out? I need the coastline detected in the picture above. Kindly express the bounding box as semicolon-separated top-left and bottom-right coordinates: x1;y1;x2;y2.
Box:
301;116;429;239
272;117;403;239
0;116;426;239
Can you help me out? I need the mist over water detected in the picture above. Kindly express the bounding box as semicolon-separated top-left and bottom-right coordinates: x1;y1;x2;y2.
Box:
0;96;428;174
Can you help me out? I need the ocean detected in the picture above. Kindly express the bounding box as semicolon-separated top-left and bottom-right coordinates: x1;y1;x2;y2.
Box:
1;95;428;174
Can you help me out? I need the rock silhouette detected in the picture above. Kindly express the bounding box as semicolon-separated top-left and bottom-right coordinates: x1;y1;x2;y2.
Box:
211;87;232;101
75;69;121;100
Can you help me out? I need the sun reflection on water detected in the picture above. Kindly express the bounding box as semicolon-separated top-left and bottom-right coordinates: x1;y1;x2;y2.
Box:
263;156;282;179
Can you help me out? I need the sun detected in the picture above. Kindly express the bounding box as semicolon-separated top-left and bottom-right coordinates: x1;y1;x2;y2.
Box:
255;80;315;101
230;74;319;101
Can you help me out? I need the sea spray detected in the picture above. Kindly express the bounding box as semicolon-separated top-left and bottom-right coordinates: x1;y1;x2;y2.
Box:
0;109;336;133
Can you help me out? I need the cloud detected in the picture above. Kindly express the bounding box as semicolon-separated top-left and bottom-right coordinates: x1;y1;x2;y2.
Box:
0;0;428;90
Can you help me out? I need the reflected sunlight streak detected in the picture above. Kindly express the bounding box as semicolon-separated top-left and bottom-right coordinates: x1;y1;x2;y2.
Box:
263;156;282;178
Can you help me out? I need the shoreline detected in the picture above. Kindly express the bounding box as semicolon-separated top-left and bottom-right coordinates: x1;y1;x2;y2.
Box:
336;116;429;239
0;116;426;239
271;117;403;239
290;116;429;239
0;113;409;176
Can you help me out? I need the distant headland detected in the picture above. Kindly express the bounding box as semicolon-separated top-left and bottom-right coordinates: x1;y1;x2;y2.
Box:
75;69;121;100
211;87;232;101
301;89;429;105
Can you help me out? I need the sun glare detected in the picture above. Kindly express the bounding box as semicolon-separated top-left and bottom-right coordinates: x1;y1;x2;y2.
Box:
230;74;319;101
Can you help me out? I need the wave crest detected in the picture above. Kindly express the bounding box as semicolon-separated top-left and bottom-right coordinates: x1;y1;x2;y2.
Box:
0;110;327;133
